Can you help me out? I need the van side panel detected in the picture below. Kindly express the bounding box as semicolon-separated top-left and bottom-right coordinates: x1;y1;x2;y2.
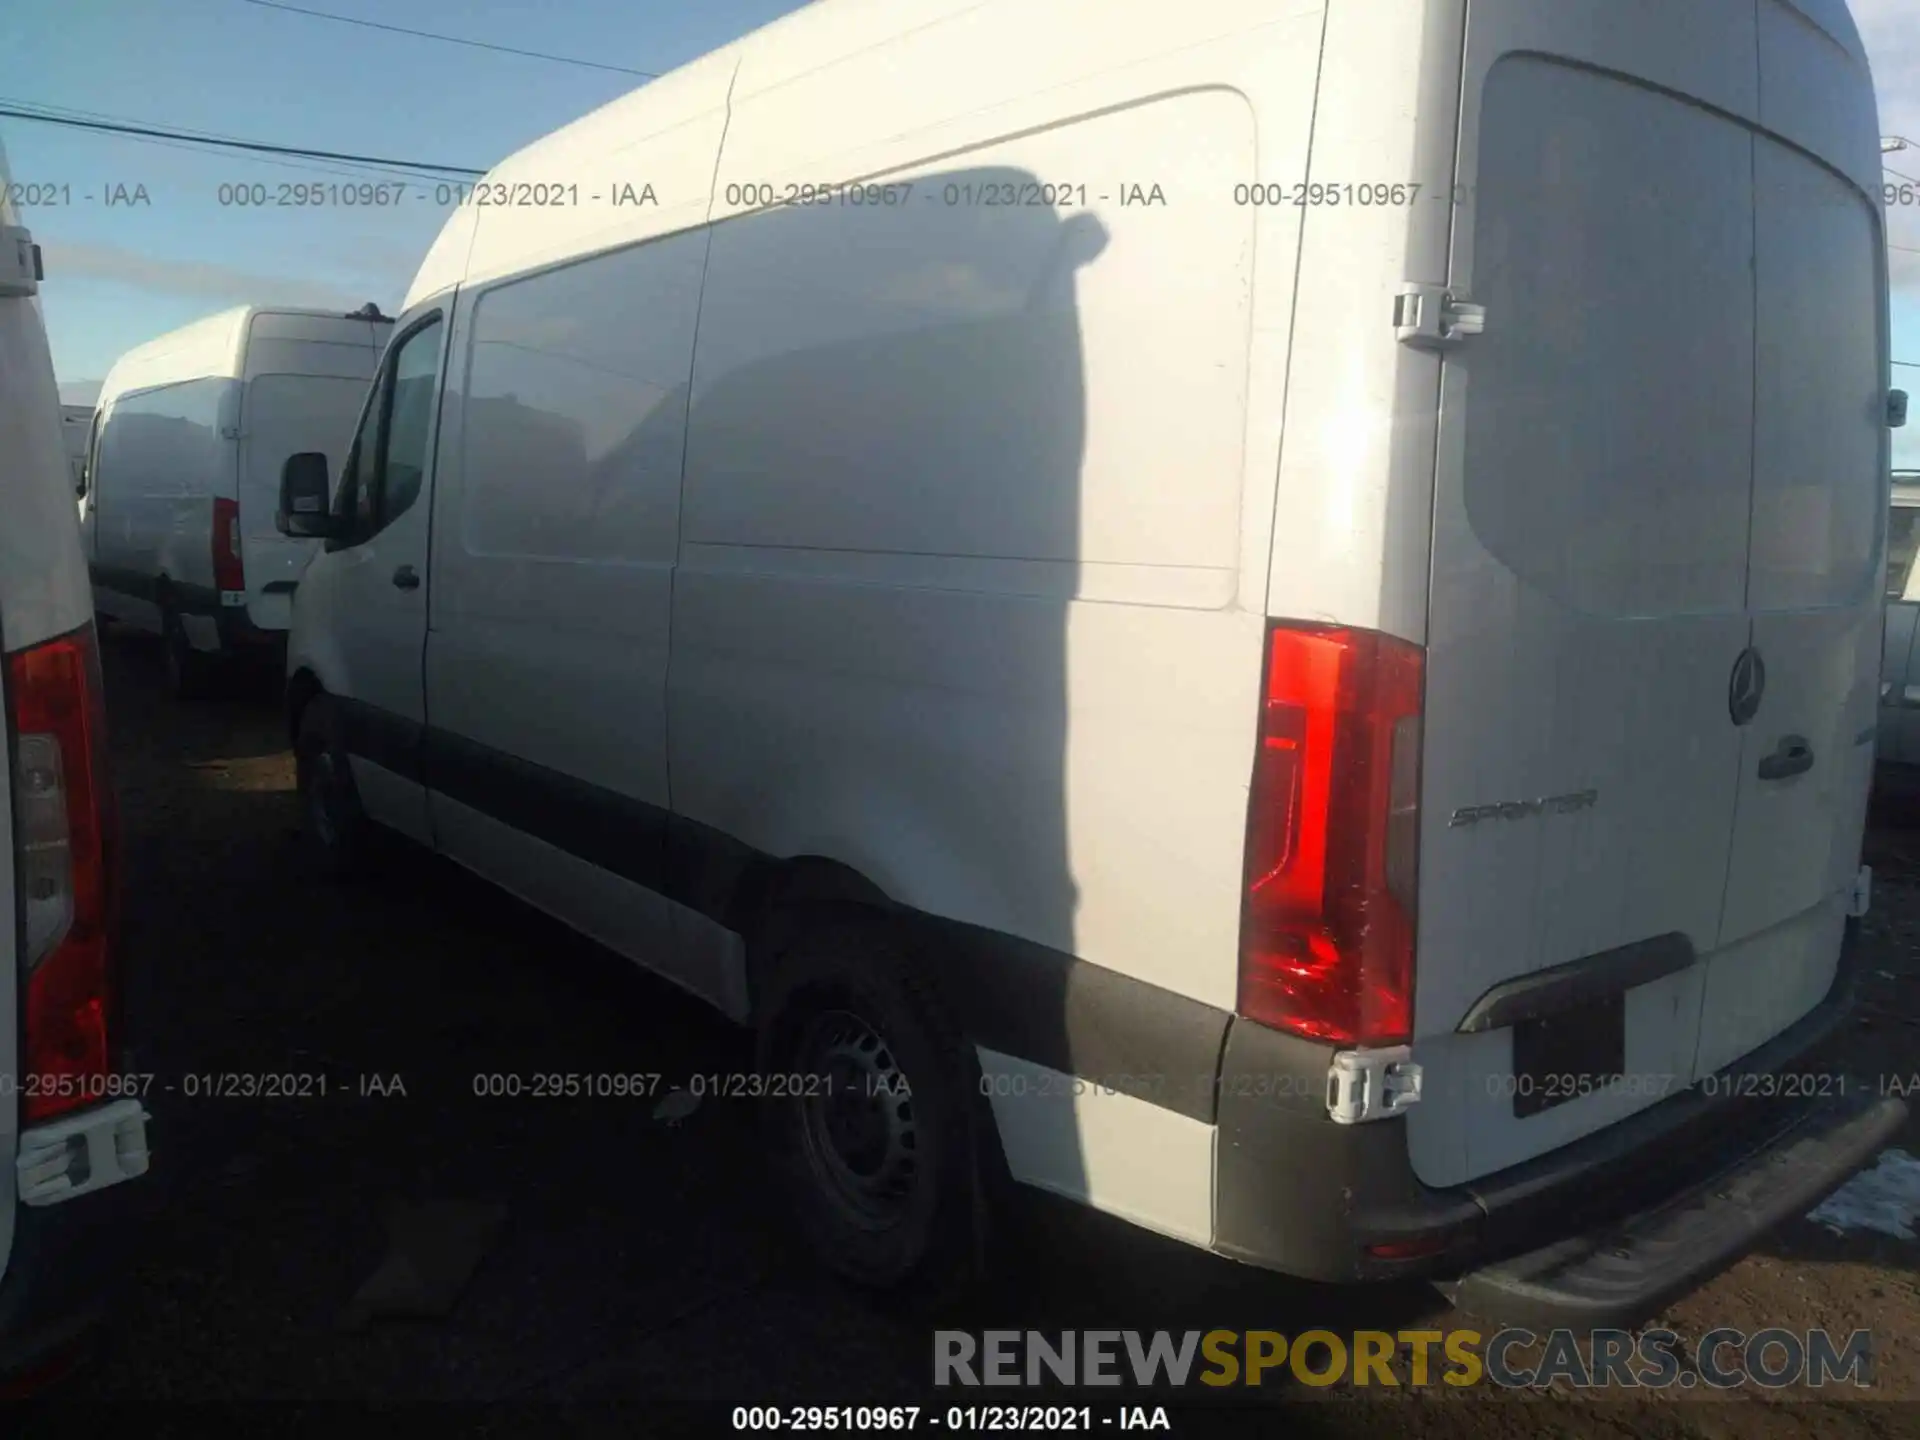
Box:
674;82;1271;1018
1261;0;1462;643
0;319;92;652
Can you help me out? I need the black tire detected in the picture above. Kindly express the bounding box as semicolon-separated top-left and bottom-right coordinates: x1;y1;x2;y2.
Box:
160;606;213;701
295;695;369;880
756;914;987;1305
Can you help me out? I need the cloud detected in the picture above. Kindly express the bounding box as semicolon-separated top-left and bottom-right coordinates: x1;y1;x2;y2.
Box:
40;238;392;311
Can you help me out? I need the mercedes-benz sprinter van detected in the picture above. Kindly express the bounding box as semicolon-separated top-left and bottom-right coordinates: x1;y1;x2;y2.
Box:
277;0;1908;1325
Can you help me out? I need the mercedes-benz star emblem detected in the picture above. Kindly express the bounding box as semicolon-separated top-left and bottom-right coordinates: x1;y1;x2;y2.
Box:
1729;647;1766;727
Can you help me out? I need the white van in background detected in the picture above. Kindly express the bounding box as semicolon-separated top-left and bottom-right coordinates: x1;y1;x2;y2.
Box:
60;404;91;515
1877;471;1920;776
0;141;152;1390
281;0;1907;1326
83;304;393;697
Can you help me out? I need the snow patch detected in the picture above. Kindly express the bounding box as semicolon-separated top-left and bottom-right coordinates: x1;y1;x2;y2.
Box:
1806;1148;1920;1241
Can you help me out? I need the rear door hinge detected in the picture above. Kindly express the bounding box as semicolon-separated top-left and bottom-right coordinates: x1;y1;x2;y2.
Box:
1394;282;1484;351
0;225;43;298
1327;1046;1423;1125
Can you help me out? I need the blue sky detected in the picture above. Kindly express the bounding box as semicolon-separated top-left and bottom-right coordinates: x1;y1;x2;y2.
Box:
3;0;1919;466
0;0;802;392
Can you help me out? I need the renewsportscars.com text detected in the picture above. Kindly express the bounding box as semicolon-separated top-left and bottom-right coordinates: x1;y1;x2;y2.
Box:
933;1328;1874;1389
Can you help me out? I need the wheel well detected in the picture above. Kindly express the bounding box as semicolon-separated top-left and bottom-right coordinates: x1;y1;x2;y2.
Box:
735;855;894;1017
285;668;323;750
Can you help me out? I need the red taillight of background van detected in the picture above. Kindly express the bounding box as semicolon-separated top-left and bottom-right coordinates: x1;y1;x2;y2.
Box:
8;623;118;1123
1238;621;1423;1047
212;495;245;594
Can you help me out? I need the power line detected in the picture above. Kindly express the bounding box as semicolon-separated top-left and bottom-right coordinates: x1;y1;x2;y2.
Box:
0;104;485;176
237;0;660;78
1889;163;1920;186
0;96;438;184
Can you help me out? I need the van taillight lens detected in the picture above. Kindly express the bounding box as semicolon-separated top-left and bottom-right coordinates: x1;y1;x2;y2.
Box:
9;623;118;1123
1238;622;1423;1047
213;496;244;593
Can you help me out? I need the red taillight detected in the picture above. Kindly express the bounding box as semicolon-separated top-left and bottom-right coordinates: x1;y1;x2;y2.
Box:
9;623;118;1123
1238;621;1423;1047
212;496;244;593
1365;1236;1453;1261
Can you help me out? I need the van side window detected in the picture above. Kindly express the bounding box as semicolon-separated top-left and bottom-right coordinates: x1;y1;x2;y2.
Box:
374;318;444;528
338;387;383;534
329;316;442;546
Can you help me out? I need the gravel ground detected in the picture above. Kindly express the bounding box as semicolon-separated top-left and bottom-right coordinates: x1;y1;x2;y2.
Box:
15;630;1920;1436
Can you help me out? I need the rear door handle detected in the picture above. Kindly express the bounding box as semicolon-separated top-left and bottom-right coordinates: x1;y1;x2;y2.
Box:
1757;734;1814;781
392;564;420;591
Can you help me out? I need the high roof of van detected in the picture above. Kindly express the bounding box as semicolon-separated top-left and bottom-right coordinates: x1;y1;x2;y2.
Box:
402;0;1876;312
96;304;394;408
405;0;994;308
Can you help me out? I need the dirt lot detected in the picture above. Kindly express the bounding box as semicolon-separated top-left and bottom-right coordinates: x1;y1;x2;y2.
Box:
18;630;1920;1436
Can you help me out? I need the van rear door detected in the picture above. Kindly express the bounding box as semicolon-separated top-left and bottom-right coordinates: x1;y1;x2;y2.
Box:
1405;0;1882;1188
1697;118;1883;1078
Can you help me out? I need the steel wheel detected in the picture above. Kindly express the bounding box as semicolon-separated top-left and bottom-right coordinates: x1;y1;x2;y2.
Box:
793;1007;919;1230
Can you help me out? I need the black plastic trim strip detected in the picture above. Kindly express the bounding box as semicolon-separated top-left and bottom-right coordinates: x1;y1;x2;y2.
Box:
1455;932;1696;1034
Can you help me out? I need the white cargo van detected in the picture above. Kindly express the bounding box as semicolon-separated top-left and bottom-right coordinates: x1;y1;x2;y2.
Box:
279;0;1908;1325
0;142;152;1386
84;304;393;696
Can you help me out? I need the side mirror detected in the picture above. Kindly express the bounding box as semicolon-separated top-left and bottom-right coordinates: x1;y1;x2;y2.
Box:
277;453;340;538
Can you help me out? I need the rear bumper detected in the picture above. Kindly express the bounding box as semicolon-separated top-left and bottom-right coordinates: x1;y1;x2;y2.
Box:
1439;1084;1903;1329
0;1148;152;1379
1211;919;1900;1325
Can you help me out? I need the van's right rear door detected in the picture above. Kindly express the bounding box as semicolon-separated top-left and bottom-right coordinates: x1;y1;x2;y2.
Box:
1698;105;1886;1079
1406;0;1770;1189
